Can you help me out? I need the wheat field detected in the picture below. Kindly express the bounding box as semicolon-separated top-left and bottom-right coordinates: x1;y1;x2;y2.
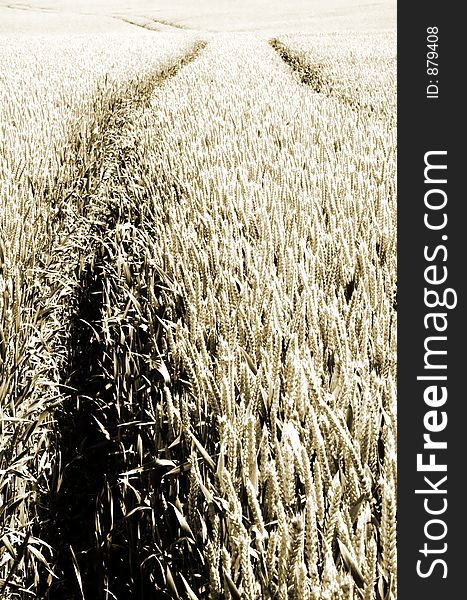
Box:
0;4;396;599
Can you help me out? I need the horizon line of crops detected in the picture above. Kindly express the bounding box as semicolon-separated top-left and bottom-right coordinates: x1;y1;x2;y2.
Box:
0;38;207;598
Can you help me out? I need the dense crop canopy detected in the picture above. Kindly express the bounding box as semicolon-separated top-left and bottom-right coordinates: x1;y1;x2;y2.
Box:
0;25;395;600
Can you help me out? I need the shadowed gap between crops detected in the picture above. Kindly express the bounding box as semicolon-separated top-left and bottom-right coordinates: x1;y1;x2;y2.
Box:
34;41;207;600
270;38;383;118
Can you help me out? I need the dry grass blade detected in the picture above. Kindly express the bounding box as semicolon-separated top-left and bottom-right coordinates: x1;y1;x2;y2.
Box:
69;546;85;600
180;572;201;600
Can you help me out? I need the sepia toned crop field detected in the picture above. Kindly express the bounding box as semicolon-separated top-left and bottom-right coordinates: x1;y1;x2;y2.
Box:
0;6;396;600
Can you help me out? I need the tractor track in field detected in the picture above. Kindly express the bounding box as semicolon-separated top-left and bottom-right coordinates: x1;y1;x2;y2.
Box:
31;40;207;600
5;3;57;13
270;38;393;122
116;16;191;32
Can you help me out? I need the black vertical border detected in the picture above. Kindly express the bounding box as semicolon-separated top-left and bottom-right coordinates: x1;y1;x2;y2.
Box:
398;3;464;598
